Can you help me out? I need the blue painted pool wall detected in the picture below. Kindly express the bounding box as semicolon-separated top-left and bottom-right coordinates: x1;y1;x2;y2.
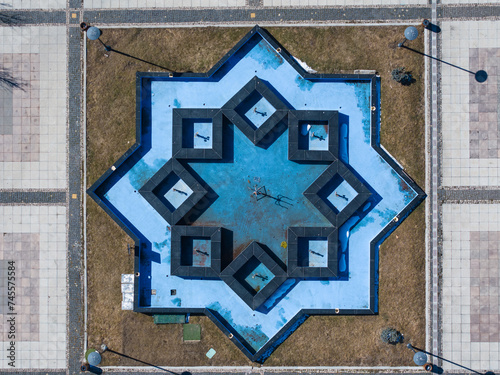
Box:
365;76;427;314
87;73;159;312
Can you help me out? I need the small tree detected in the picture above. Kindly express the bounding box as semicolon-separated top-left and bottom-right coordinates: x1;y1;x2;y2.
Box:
381;328;403;345
391;67;413;86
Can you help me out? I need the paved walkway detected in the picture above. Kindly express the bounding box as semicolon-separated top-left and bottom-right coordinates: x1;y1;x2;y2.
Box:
0;0;498;374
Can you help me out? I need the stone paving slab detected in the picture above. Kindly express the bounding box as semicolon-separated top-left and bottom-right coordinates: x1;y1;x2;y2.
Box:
1;0;66;9
441;20;500;187
0;191;66;204
0;205;66;369
0;26;67;190
83;6;430;23
0;11;66;25
442;0;500;4
442;203;500;371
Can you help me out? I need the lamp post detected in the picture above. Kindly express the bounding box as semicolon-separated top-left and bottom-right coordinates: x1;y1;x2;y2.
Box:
397;26;488;83
80;23;170;70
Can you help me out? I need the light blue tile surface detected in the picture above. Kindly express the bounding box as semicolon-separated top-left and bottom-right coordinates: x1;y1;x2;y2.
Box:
308;124;329;150
193;121;213;149
327;179;358;212
307;240;328;267
244;262;275;292
243;96;276;128
164;179;193;209
192;239;211;267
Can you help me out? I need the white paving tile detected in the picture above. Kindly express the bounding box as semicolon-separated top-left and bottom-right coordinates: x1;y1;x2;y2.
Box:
442;203;500;371
441;20;500;187
1;0;65;9
0;206;67;369
0;26;67;190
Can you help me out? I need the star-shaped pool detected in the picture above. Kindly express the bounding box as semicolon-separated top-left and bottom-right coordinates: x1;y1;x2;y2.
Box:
88;26;425;362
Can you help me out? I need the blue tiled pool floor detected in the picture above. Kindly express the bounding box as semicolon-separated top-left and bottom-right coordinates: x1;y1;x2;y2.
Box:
189;126;331;260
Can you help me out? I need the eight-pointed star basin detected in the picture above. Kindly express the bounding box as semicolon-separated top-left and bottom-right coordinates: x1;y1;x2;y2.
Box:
188;125;332;261
88;25;426;363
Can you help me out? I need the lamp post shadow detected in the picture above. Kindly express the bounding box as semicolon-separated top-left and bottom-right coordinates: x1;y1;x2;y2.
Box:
104;348;192;375
408;344;493;375
400;45;488;83
107;46;172;71
82;24;172;71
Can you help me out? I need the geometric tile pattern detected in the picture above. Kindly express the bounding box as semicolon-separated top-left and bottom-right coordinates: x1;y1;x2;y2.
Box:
442;203;500;371
0;26;67;190
441;21;500;187
0;233;39;342
1;0;66;8
469;48;500;159
220;241;287;310
139;159;208;225
303;159;371;228
0;206;67;369
0;53;40;162
470;231;500;342
287;227;339;278
263;0;426;5
222;76;288;147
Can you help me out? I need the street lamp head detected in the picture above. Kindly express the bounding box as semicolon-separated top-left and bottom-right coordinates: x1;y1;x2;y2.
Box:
413;351;428;366
86;26;101;41
87;351;102;366
404;26;419;41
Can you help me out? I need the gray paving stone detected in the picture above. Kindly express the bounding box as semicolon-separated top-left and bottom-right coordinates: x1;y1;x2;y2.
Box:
439;188;500;201
0;191;66;204
0;11;66;24
84;7;430;24
67;26;84;375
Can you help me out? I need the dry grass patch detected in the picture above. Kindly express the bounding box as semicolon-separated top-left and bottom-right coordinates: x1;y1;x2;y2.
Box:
86;26;425;367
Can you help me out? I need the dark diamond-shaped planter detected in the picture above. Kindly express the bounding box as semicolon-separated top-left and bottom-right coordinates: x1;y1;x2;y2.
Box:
222;76;288;146
220;241;287;310
139;159;207;225
304;159;371;228
171;226;222;278
287;227;338;278
288;110;339;162
172;108;224;160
